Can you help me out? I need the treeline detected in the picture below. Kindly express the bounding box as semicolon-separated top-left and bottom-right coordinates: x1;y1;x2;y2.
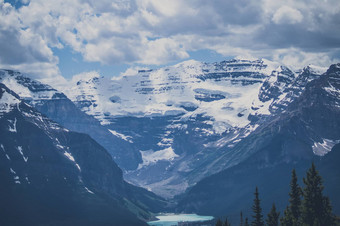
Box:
216;163;340;226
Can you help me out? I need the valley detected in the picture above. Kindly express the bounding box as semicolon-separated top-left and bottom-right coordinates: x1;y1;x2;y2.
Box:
1;60;339;225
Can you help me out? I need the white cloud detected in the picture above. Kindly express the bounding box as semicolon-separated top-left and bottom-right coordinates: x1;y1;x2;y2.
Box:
138;38;189;65
115;66;149;79
0;0;339;78
272;6;303;24
0;1;60;79
272;48;339;70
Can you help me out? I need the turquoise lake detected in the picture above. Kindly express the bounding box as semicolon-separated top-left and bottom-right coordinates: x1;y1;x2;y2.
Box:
147;214;214;226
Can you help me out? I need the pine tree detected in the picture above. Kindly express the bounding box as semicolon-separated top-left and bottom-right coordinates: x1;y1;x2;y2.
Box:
266;203;280;226
240;211;243;226
301;163;335;225
244;217;249;226
290;169;302;220
281;169;302;225
251;187;264;226
216;218;223;226
224;217;231;226
280;207;293;226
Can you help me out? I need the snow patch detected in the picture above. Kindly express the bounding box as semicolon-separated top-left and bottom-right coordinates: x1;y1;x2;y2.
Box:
1;144;11;160
8;118;17;132
64;151;75;162
108;129;133;143
0;89;20;116
9;167;20;184
312;139;339;156
138;147;179;169
85;186;94;194
17;146;28;162
10;168;16;174
64;151;81;171
324;82;340;98
75;164;81;171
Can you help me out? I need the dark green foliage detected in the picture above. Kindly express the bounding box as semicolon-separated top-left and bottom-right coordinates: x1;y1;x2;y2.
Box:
335;215;340;225
281;169;302;226
290;169;302;220
301;163;335;225
215;164;337;226
224;217;231;226
244;217;249;226
251;187;264;226
216;218;223;226
240;212;243;226
280;207;293;226
266;203;280;226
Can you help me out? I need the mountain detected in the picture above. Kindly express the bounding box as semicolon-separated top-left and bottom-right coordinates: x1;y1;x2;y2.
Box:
53;59;326;198
0;69;139;170
0;60;338;223
0;59;327;198
0;83;166;225
176;63;340;223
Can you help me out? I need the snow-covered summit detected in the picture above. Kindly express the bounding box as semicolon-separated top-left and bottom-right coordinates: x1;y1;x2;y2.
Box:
60;58;288;129
0;69;66;106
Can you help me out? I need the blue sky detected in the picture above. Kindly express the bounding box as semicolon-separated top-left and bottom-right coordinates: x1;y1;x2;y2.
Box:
1;0;340;80
54;46;229;78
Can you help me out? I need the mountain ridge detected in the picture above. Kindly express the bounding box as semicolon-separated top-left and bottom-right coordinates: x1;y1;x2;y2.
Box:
176;63;340;223
0;83;166;225
0;59;331;198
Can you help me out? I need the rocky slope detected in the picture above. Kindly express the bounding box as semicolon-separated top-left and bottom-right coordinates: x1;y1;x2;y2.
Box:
0;83;165;225
176;63;340;222
0;69;139;170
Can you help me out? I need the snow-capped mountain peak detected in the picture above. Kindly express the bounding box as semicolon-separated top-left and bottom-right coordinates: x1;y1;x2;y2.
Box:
60;58;289;130
0;69;66;107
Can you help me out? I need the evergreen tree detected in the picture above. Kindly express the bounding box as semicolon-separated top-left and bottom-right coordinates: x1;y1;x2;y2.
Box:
266;203;280;226
281;169;302;225
290;169;302;220
224;217;231;226
216;218;223;226
251;187;264;226
240;211;243;226
280;207;293;226
244;217;249;226
301;163;335;225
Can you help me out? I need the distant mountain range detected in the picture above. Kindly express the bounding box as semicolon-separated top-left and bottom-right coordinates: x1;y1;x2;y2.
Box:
11;58;329;197
0;59;339;224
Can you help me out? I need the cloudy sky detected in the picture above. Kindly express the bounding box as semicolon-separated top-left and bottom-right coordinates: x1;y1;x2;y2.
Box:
1;0;340;80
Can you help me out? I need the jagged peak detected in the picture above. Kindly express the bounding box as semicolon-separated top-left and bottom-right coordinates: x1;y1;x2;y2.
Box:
0;69;21;77
71;71;102;84
326;63;340;74
0;68;66;102
302;64;328;75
